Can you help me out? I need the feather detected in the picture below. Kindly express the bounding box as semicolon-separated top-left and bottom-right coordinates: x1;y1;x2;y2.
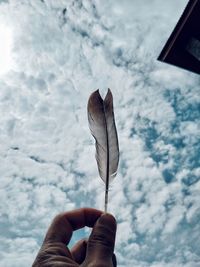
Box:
87;89;119;212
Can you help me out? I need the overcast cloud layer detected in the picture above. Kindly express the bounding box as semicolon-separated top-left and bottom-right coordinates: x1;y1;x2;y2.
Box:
0;0;200;266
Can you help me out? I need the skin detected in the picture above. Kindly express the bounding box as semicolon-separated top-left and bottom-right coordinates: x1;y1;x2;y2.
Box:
32;208;117;267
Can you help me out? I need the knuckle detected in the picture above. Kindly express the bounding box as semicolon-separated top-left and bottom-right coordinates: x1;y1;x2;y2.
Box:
32;243;70;266
52;212;65;224
89;232;113;249
44;242;69;256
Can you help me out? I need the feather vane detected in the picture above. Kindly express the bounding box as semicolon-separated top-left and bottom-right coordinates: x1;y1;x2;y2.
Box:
87;89;119;212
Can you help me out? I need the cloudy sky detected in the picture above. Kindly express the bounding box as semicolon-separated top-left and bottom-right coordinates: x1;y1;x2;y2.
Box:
0;0;200;266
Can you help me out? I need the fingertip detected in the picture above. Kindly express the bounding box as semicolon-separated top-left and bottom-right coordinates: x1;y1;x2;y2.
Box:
71;238;88;264
82;207;104;227
98;213;117;230
81;212;117;264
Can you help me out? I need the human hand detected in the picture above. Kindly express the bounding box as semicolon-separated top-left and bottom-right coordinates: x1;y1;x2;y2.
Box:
32;208;117;267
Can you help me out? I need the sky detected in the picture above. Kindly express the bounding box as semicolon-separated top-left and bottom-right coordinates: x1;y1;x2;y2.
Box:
0;0;200;266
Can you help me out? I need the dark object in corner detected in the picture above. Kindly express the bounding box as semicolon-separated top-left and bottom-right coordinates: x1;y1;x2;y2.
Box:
158;0;200;75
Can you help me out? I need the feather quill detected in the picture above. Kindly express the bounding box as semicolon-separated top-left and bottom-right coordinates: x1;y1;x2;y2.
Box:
87;89;119;212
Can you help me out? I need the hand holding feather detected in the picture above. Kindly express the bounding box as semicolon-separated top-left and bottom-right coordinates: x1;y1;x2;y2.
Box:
87;89;119;212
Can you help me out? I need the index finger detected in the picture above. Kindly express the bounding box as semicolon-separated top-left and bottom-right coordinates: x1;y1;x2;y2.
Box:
44;208;103;245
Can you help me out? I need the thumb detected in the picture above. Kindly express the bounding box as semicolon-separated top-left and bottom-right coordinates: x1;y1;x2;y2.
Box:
85;213;117;265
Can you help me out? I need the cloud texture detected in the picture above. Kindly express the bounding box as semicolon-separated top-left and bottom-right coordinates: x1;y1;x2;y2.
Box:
0;0;199;266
